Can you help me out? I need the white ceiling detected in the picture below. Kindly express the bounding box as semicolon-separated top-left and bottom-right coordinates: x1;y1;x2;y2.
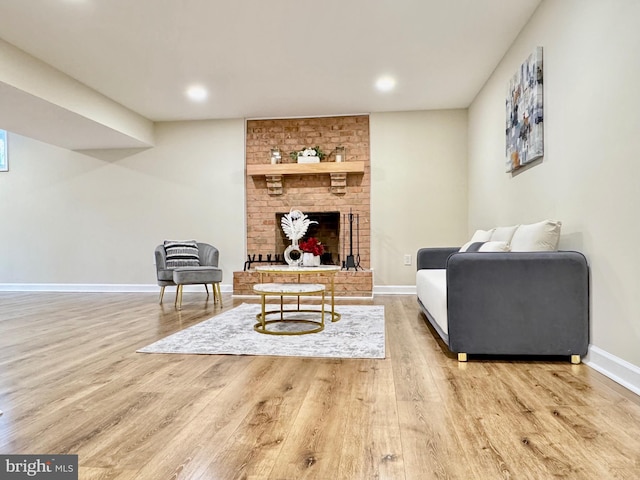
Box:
0;0;541;123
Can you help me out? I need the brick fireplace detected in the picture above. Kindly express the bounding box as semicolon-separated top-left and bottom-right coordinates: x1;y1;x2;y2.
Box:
275;211;341;265
233;115;373;296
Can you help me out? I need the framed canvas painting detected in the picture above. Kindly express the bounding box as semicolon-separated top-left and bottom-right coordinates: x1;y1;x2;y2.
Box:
506;47;543;172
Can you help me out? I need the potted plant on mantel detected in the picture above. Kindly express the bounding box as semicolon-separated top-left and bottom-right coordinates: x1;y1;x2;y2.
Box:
289;146;326;164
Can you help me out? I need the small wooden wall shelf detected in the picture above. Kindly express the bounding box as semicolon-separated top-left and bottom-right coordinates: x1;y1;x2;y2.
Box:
247;161;364;176
247;161;365;195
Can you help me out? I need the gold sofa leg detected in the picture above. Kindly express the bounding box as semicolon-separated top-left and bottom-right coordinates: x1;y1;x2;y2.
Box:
458;353;468;362
571;355;581;364
159;286;165;304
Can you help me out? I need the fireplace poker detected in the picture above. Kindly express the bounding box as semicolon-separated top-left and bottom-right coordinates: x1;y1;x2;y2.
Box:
345;208;357;270
342;213;346;268
356;213;361;270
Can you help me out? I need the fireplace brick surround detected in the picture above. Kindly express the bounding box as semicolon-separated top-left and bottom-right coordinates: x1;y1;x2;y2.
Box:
233;115;373;297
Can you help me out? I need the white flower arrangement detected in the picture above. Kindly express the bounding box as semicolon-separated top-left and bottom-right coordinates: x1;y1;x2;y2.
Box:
289;145;327;161
301;148;317;157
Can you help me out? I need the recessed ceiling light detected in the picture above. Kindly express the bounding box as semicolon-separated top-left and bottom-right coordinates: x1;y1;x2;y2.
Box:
186;85;208;102
375;76;396;92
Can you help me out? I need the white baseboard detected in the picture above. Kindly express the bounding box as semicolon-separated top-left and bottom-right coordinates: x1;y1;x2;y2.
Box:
0;283;233;293
585;345;640;397
373;285;417;295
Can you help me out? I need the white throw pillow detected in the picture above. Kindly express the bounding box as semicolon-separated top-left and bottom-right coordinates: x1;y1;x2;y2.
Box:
459;229;495;252
510;220;562;251
490;225;519;244
478;241;511;252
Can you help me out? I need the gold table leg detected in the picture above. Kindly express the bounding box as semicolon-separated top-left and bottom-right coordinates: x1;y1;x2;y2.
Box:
330;273;341;322
253;286;325;335
260;294;266;331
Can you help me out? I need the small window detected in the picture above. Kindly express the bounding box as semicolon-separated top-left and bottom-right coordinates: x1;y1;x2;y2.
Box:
0;130;7;172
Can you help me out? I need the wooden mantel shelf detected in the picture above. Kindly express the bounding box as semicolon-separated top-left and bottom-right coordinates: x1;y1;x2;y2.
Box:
246;161;364;176
247;161;365;196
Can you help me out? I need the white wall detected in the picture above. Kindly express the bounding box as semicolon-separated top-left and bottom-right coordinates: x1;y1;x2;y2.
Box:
371;110;468;286
0;119;246;286
1;111;468;290
468;0;640;367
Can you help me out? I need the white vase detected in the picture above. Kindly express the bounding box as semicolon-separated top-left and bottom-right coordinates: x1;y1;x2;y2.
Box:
284;244;302;266
301;253;321;267
302;252;320;267
302;252;315;267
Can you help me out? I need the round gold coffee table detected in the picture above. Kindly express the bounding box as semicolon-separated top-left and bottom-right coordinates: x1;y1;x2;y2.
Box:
253;282;326;335
254;265;341;322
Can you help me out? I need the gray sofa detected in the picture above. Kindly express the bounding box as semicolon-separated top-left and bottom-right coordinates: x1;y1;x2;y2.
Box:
416;247;589;363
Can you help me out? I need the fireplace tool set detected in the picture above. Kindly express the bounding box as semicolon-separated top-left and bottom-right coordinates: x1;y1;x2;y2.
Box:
245;209;362;271
342;209;361;270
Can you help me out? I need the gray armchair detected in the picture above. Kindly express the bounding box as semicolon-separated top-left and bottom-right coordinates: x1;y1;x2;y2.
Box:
155;242;223;310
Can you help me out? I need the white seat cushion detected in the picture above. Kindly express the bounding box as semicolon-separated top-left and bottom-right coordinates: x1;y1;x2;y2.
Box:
416;269;448;334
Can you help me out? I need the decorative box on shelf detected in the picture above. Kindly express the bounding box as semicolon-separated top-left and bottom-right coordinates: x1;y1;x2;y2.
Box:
297;156;320;164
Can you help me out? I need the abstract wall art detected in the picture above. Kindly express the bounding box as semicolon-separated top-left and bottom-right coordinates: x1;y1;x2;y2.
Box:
506;46;543;172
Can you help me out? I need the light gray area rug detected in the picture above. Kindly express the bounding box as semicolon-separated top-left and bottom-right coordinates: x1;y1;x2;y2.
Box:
138;303;385;359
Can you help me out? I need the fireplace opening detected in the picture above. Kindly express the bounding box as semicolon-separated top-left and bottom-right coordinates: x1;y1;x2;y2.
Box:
276;211;341;265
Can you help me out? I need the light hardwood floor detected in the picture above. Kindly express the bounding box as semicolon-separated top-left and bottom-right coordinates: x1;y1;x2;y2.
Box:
0;291;639;479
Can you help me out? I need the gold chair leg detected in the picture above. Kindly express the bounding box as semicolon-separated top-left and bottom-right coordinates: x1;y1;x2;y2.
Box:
205;284;210;297
571;355;581;364
211;283;219;304
458;353;468;362
175;285;184;310
159;286;165;304
216;282;223;306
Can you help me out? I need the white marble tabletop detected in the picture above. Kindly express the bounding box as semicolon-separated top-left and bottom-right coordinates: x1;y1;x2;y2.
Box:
253;283;326;294
254;265;341;273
